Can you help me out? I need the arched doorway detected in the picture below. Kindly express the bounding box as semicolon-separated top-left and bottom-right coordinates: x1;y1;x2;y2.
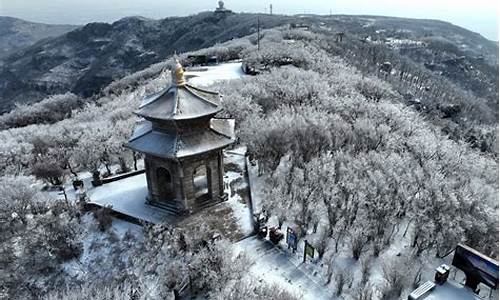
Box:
193;164;211;200
156;167;174;200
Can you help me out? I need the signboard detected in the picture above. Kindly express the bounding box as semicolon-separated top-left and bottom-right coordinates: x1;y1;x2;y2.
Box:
303;240;315;263
452;244;499;290
305;242;315;258
286;227;298;251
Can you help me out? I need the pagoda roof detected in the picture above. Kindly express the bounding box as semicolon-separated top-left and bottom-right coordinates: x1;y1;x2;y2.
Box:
126;119;235;159
136;83;222;121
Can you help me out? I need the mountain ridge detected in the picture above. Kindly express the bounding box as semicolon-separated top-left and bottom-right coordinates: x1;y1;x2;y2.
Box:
0;16;78;62
0;12;497;115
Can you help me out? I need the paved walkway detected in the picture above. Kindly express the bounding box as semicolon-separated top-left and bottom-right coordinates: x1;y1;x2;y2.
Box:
237;236;333;300
87;173;174;224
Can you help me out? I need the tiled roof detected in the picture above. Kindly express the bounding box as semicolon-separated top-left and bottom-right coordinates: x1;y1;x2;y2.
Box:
126;119;235;159
136;83;221;121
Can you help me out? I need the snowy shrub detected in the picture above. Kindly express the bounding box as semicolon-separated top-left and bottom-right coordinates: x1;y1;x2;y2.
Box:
93;206;114;232
187;240;249;293
352;282;375;300
240;106;333;172
261;29;284;43
333;267;353;296
45;278;170;300
372;237;383;257
324;255;335;285
313;228;330;260
282;28;316;41
213;279;300;300
216;92;263;125
349;229;370;261
217;66;329;114
242;41;313;70
0;181;82;299
0;175;41;225
381;258;411;299
411;265;424;289
359;256;372;286
188;37;252;62
0;93;82;129
250;67;329;112
355;76;393;101
133;225;250;297
31;161;65;186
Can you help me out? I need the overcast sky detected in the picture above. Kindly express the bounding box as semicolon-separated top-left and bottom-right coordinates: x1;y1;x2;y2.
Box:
1;0;498;40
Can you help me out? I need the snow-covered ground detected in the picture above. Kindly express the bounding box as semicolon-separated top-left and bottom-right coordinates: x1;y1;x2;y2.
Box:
87;173;173;224
424;280;482;300
235;236;332;300
247;161;266;215
62;213;143;280
70;148;254;235
244;155;500;299
223;146;254;236
185;61;245;86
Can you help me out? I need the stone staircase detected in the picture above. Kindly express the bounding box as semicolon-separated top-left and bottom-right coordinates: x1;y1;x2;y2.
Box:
195;194;214;210
195;193;229;210
149;199;182;215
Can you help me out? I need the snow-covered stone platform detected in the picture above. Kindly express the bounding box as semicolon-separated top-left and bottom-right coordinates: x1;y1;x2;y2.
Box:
82;148;254;240
51;62;252;235
87;173;176;224
185;61;245;86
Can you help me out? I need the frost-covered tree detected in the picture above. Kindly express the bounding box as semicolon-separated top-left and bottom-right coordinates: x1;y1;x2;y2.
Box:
0;176;82;299
213;279;300;300
0;176;40;225
0;93;82;129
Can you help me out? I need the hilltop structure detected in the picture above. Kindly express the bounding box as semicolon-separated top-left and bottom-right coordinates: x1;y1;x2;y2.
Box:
215;1;232;14
126;60;235;214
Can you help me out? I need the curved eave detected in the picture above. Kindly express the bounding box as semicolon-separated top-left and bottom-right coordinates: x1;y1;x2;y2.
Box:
125;127;235;160
136;83;222;121
135;107;222;122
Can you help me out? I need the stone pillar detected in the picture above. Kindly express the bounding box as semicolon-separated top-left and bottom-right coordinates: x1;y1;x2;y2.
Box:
144;156;154;202
218;150;224;197
208;157;220;198
182;163;196;211
176;162;187;211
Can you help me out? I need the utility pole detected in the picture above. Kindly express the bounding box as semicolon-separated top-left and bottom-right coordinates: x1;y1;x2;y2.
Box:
270;4;273;15
257;17;260;52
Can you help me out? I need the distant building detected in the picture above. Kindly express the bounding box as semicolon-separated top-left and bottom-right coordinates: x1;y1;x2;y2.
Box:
289;23;310;30
187;55;218;66
215;1;232;14
335;32;345;42
126;59;235;215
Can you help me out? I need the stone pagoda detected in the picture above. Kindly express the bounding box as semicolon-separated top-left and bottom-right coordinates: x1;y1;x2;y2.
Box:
126;59;235;214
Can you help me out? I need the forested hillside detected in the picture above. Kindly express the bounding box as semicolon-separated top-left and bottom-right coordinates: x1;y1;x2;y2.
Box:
0;25;497;299
0;13;291;112
0;13;497;117
0;16;78;62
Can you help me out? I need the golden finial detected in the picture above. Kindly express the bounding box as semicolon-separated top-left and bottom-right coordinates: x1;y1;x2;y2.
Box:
171;57;186;86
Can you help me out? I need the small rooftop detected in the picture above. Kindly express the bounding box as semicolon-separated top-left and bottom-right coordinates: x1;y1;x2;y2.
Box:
136;60;222;121
136;83;222;121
